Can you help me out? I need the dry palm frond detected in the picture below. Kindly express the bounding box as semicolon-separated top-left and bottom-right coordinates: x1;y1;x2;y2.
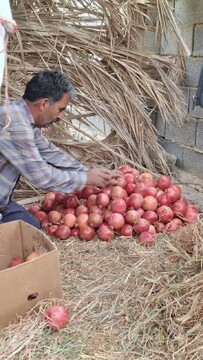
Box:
7;0;187;198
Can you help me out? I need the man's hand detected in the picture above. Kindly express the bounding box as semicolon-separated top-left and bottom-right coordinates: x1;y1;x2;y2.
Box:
86;168;122;188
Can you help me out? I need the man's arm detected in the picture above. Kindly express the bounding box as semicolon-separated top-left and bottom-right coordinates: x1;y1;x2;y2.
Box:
34;128;85;172
0;125;87;193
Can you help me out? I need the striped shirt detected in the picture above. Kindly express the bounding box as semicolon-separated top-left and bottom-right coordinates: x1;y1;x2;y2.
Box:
0;98;87;210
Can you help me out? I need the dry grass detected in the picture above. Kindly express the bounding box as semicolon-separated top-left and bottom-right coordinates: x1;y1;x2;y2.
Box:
1;219;203;359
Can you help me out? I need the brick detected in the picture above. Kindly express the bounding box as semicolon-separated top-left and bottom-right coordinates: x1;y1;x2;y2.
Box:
188;89;203;118
175;0;203;25
160;25;193;55
183;147;203;178
184;58;203;87
158;138;183;169
196;119;203;150
165;116;196;147
193;24;203;56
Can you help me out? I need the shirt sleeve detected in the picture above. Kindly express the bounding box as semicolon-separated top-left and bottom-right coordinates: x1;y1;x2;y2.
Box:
34;128;85;172
0;124;87;193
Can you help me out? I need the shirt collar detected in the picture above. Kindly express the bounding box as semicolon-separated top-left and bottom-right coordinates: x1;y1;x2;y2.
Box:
16;97;35;127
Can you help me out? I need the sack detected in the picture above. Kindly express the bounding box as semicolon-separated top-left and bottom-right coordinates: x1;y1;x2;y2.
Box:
193;65;203;108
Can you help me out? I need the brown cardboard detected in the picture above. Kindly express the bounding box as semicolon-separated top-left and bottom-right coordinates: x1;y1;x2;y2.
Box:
0;221;63;329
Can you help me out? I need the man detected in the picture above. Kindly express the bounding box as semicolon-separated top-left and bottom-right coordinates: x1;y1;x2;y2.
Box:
0;69;121;228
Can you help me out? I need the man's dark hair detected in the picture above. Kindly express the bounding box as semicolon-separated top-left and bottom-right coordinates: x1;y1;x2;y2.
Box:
22;69;76;103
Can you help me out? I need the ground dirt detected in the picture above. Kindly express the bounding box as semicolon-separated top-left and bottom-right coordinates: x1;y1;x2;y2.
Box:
172;167;203;211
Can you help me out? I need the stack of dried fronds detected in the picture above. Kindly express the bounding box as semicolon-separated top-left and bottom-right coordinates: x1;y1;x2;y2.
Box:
1;219;203;359
5;1;188;195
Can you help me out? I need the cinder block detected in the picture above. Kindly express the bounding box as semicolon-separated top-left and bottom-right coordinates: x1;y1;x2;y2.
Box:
175;0;203;25
160;25;193;55
150;110;157;127
184;58;203;87
155;111;166;137
183;147;203;178
193;24;203;56
165;116;196;147
188;89;203;118
145;7;158;27
196;119;203;150
158;138;183;169
144;30;160;54
160;30;178;55
180;86;190;112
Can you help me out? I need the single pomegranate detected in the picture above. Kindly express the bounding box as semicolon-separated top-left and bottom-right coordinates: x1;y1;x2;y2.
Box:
116;177;127;188
81;185;96;199
110;198;126;214
63;214;76;228
184;205;199;223
44;305;69;331
9;256;24;267
107;213;125;230
34;211;48;223
128;193;144;209
75;214;89;229
26;251;41;261
156;206;174;224
48;210;62;224
119;224;133;237
138;231;156;247
157;175;171;190
55;225;71;240
142;210;158;225
89;213;103;228
172;199;187;218
48;225;58;236
134;218;150;234
110;186;127;199
41;199;55;213
55;192;66;204
75;205;89;217
44;192;56;202
29;204;41;215
125;209;140;224
96;193;110;207
63;195;79;209
142;196;158;211
165;218;183;232
155;222;165;233
97;223;115;241
87;194;97;208
79;226;96;241
125;182;136;195
134;182;148;197
118;164;131;174
71;227;79;237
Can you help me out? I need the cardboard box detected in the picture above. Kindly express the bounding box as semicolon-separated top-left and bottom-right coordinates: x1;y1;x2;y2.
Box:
0;220;63;329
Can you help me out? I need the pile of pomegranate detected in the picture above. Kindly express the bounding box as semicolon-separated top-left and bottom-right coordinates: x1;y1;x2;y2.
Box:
28;165;199;247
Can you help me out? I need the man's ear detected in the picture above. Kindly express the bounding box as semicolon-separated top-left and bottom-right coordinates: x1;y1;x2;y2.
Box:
39;98;49;111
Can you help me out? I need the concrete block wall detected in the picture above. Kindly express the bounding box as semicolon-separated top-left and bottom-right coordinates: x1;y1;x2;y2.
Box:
144;0;203;178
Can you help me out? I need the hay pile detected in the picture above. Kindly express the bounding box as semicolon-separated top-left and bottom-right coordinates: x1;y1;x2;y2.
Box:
7;0;188;186
1;219;203;360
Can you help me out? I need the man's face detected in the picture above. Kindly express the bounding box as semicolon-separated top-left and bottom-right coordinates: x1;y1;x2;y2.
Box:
35;93;70;128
